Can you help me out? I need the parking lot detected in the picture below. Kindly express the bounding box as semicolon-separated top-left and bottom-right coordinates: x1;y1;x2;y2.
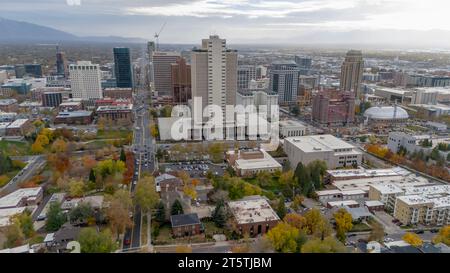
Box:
161;161;226;178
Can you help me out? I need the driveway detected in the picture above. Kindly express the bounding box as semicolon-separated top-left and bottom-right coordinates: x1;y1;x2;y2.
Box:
372;211;402;234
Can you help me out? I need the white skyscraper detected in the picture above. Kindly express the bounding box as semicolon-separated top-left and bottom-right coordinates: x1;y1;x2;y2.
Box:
191;35;237;111
69;61;102;100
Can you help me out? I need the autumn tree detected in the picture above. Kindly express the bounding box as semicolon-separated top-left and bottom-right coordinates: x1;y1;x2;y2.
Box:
68;179;86;198
69;203;95;226
51;138;67;153
175;245;192;253
283;213;306;230
334;208;353;242
301;236;347;253
290;195;304;212
78;227;117;253
183;184;197;200
368;219;385;242
432;225;450;246
304;208;332;239
403;232;423;247
266;222;300;253
279;170;296;198
134;176;159;213
106;189;132;238
4;219;24;248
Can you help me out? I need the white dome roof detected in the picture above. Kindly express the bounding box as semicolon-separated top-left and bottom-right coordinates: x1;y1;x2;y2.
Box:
364;106;409;120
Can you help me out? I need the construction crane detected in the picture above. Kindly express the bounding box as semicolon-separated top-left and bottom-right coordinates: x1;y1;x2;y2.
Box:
154;22;167;51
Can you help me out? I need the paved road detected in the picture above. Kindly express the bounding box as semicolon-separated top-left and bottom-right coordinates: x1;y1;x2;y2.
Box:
123;53;156;250
0;155;46;197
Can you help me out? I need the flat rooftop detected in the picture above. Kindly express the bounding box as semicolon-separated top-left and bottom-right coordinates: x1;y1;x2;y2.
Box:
228;196;280;225
56;111;92;118
327;167;408;179
0;187;42;209
334;174;431;192
327;200;359;207
6;118;29;129
285;134;357;153
279;119;307;128
0;206;37;227
234;150;281;171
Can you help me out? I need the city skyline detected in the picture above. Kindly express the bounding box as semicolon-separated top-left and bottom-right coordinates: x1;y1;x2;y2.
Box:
3;0;450;47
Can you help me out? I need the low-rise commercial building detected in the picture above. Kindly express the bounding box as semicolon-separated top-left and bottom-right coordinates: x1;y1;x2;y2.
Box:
102;88;133;99
0;187;43;209
54;111;93;125
96;104;133;126
226;149;282;176
284;134;362;169
279;119;307;138
0;99;18;112
5;119;33;136
227;195;280;237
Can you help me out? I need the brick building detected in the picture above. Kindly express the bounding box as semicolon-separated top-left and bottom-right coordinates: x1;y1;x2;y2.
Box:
312;90;355;126
54;111;93;125
170;213;202;237
227;196;280;237
96;104;133;126
102;88;133;99
5;119;33;136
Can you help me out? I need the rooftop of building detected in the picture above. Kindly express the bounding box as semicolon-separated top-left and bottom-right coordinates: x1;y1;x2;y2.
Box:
326;167;408;179
0;206;37;228
285;134;357;153
228;195;280;224
0;187;42;209
279;119;307;128
170;213;200;227
0;99;18;105
56;111;93;118
234;149;282;171
365;200;385;207
96;104;133;112
6;118;29;129
364;106;409;120
327;200;359;207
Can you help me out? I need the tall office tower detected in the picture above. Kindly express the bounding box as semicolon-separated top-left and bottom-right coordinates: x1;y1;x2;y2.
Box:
295;56;312;75
340;50;363;99
256;65;267;79
69;61;103;100
153;52;181;98
113;47;133;88
191;35;237;111
269;61;300;105
237;65;257;90
171;57;191;104
56;51;69;78
147;41;156;62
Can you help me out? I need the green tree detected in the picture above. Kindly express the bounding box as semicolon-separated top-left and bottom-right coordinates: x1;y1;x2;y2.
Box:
276;198;287;220
212;200;227;228
120;148;126;162
155;201;166;223
69;203;95;225
106;189;132;238
78;227;117;253
45;202;66;232
4;220;24;248
171;199;184;215
89;169;96;183
294;162;312;196
16;211;34;238
68;179;86;198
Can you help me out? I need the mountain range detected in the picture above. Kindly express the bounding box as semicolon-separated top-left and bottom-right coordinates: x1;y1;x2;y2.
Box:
0;17;146;43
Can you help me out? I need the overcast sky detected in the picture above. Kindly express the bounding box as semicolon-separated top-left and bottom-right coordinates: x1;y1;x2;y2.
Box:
3;0;450;45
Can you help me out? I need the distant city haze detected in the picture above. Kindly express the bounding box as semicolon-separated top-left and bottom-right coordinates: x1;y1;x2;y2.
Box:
2;0;450;47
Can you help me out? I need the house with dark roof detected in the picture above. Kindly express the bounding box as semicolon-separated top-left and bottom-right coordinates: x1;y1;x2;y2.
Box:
170;213;203;237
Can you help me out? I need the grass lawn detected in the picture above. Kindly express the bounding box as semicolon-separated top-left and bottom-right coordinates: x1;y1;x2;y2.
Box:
350;222;372;232
152;223;209;245
406;125;427;132
0;140;31;156
96;130;132;140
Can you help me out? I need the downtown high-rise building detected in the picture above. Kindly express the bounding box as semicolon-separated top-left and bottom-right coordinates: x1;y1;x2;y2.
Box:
69;61;102;100
56;51;69;78
237;65;257;90
191;35;237;110
171;57;191;104
269;61;299;105
340;50;363;99
113;47;133;88
295;56;312;75
153;52;181;98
